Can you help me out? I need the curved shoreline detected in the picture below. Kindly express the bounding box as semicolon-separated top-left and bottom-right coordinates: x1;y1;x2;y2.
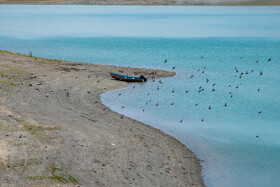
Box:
0;50;205;186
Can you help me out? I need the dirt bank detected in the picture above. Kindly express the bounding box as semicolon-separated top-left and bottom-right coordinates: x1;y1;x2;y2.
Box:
0;50;205;186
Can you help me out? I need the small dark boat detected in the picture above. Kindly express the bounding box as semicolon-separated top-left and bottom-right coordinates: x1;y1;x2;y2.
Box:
109;72;147;82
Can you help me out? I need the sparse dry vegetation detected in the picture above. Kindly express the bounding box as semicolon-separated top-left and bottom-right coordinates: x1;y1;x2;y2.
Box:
0;50;204;186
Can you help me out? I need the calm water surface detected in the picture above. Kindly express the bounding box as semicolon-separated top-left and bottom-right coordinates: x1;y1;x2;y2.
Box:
1;5;280;187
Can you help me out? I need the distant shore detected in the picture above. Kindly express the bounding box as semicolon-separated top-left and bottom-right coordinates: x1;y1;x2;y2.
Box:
0;50;205;186
0;0;280;5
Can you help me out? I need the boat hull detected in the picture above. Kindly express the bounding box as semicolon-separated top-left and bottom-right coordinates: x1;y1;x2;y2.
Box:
109;72;144;82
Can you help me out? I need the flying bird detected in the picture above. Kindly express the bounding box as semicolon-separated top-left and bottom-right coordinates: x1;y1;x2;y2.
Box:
164;59;167;64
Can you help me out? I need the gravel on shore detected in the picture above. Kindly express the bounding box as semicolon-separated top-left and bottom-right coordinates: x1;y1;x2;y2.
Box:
0;50;205;186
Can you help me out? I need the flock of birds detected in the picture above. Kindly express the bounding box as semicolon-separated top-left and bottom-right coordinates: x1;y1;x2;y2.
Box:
117;57;272;137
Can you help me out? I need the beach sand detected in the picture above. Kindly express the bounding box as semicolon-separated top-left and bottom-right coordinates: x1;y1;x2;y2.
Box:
0;50;205;186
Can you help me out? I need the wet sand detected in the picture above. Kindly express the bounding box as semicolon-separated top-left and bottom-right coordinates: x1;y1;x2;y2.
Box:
0;50;205;186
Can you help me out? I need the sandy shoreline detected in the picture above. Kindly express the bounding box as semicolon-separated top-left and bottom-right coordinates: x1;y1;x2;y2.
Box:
0;50;205;186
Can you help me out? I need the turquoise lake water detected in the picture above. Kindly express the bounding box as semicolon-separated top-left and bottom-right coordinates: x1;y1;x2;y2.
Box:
1;5;280;187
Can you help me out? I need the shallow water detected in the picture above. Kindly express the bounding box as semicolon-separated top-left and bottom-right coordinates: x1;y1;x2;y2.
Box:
1;5;280;187
101;37;280;187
